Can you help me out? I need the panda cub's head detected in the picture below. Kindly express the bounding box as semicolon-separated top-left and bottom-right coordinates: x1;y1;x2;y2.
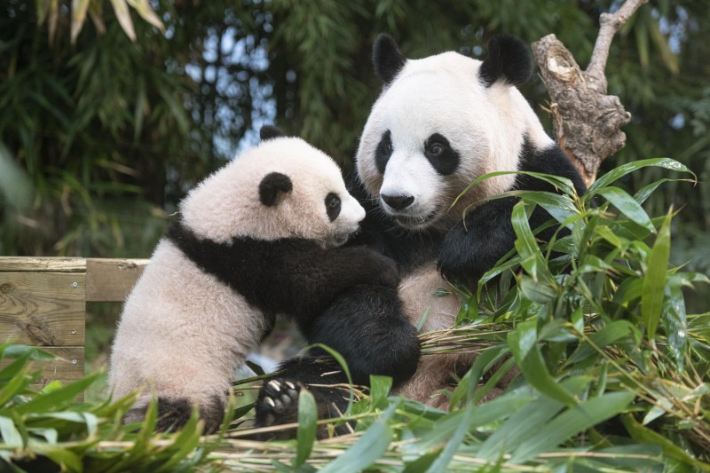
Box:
180;126;365;248
357;34;555;231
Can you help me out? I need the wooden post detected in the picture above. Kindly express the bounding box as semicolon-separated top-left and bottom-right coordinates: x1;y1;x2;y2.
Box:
0;257;148;395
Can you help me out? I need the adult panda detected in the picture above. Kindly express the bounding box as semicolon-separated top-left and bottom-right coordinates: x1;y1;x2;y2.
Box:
109;127;419;433
255;34;587;430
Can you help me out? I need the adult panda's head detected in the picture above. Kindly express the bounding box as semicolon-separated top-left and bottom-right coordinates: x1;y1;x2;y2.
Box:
181;126;365;248
357;34;555;231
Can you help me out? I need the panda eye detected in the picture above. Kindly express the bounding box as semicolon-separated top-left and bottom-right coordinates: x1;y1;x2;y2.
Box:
383;141;392;154
325;192;341;222
428;142;444;156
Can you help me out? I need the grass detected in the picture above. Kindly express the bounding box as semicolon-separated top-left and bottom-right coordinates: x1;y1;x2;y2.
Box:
1;158;709;472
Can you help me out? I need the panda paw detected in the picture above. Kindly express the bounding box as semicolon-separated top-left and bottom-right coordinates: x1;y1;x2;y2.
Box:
346;246;399;288
438;221;485;284
255;378;301;430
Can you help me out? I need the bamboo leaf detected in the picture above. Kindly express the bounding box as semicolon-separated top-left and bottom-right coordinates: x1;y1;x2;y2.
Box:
48;0;58;43
642;208;672;339
478;377;590;460
568;321;640;364
126;0;165;32
662;284;687;371
509;321;576;407
0;416;22;448
295;390;317;468
596;187;655;232
511;201;553;284
425;408;472;473
452;171;576;211
109;0;136;41
13;373;101;415
319;402;396;473
511;392;635;462
587;158;694;194
32;444;82;472
622;414;710;471
71;0;90;44
369;375;393;410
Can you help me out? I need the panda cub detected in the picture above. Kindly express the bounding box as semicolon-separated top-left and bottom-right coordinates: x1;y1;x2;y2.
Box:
108;127;403;433
256;34;587;428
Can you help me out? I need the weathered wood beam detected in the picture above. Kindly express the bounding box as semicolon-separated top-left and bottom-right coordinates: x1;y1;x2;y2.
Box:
532;0;648;186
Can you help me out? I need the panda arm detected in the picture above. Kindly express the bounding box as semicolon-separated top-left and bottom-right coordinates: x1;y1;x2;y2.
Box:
275;241;400;324
438;143;587;283
166;222;397;325
438;197;518;283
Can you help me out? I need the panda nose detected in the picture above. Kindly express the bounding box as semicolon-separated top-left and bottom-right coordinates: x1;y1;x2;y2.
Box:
382;194;415;211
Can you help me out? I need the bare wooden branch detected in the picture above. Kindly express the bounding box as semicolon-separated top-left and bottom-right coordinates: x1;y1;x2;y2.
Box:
532;0;647;186
587;0;649;86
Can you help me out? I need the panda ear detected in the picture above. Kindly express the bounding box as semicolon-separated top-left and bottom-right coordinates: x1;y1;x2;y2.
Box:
373;33;406;85
260;125;285;142
259;172;292;206
478;34;532;88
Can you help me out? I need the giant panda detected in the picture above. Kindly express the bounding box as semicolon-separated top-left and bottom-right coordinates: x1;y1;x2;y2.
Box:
255;34;587;430
109;127;417;433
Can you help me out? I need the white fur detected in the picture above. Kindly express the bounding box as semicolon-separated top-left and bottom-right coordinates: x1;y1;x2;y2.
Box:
110;136;363;415
182;137;364;247
357;50;554;406
110;240;263;407
358;51;553;230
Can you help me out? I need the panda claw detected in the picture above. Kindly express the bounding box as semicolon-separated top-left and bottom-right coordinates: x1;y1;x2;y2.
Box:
264;396;275;408
272;398;285;413
268;380;282;392
285;381;296;390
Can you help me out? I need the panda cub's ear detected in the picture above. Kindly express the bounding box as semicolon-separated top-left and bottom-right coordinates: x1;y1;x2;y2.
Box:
259;172;292;206
373;33;406;85
260;125;285;142
478;34;532;88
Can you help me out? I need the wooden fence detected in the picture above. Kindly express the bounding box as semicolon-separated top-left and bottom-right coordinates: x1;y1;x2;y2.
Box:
0;257;148;392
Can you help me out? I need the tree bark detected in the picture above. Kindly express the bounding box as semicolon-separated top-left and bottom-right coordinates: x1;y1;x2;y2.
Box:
532;0;647;186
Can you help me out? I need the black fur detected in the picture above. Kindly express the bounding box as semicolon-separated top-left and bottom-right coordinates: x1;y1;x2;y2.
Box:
126;395;225;434
259;172;293;206
253;177;434;438
373;34;406;85
438;138;587;283
259;125;285;141
375;130;393;174
479;34;532;88
166;219;400;330
425;133;460;175
345;177;443;277
255;360;354;440
325;192;341;222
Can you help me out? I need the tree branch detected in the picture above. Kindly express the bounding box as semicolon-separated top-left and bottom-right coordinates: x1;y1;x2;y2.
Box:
532;0;647;186
587;0;648;85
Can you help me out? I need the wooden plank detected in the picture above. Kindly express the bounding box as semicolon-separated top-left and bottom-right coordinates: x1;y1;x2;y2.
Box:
0;272;86;346
1;347;85;398
85;258;148;302
0;257;86;273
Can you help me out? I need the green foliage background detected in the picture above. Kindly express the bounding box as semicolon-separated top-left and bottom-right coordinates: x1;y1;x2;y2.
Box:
1;1;708;271
1;2;710;470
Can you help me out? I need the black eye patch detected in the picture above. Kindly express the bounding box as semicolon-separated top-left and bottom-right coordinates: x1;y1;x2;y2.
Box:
325;192;341;222
375;130;393;174
424;133;459;175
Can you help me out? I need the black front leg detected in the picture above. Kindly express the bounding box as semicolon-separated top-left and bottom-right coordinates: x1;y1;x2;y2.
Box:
254;357;354;440
300;284;420;386
438;196;518;284
284;245;400;325
439;195;566;284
